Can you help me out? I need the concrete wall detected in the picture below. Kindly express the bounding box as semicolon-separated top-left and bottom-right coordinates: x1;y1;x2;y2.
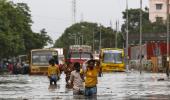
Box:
149;0;169;22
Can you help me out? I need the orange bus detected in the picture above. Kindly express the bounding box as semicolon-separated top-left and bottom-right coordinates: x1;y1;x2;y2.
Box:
30;48;58;75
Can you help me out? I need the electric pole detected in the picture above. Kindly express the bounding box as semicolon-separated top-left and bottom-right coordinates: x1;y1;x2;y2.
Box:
115;21;118;48
126;0;129;71
139;0;143;74
166;0;170;77
99;24;102;51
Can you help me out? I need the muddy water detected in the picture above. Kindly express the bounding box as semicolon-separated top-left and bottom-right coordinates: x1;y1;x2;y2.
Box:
0;72;170;99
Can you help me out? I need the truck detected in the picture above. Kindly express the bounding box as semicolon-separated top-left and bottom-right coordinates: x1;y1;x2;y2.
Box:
66;45;93;65
63;45;93;86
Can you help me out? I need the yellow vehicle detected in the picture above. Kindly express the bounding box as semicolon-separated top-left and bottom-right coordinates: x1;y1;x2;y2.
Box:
100;48;125;72
30;48;58;75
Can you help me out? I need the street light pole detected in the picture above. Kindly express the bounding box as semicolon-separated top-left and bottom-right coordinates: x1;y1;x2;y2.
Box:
72;34;77;45
77;37;79;45
78;36;81;45
126;0;129;71
82;34;83;45
80;25;85;45
166;0;170;77
115;21;118;48
77;32;80;45
139;0;143;74
68;33;77;45
93;29;95;53
99;24;102;50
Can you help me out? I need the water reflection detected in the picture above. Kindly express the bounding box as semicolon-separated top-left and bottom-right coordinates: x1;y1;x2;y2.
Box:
48;84;60;91
73;94;97;100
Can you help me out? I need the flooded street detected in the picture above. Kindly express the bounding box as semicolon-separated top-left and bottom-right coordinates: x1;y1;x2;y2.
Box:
0;72;170;100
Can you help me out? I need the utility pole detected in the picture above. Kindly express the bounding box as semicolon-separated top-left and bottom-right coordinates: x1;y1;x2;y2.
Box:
139;0;143;74
77;37;79;45
74;34;77;45
166;0;170;77
99;24;102;51
93;30;95;53
115;21;118;48
117;20;119;48
81;34;83;45
79;37;81;45
126;0;129;71
69;33;77;45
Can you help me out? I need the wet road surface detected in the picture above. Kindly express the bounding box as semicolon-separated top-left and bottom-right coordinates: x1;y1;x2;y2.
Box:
0;71;170;100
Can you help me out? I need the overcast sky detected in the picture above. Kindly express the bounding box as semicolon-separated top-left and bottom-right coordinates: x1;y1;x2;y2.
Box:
12;0;149;42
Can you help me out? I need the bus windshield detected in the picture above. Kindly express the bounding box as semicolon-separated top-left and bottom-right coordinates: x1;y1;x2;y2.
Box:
103;52;123;64
32;51;57;66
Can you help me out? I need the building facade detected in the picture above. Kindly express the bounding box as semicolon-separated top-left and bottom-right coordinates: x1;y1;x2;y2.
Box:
149;0;170;22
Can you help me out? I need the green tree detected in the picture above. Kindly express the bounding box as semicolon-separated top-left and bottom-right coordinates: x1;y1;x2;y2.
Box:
54;22;123;51
0;0;52;58
121;8;150;34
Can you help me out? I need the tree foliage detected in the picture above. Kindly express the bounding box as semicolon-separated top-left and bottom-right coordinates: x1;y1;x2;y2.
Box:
0;0;52;58
54;22;124;51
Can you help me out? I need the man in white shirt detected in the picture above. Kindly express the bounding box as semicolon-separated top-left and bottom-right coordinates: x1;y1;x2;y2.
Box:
69;62;84;95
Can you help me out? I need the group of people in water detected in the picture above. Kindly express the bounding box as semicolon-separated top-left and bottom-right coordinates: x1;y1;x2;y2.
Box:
47;58;102;97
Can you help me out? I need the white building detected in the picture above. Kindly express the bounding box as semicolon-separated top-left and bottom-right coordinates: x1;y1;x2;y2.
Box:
149;0;170;22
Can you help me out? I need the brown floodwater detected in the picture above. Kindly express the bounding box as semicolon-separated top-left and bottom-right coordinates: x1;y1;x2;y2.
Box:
0;71;170;100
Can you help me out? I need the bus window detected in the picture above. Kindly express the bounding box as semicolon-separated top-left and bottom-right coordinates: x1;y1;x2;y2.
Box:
103;52;123;64
30;49;59;74
32;51;53;66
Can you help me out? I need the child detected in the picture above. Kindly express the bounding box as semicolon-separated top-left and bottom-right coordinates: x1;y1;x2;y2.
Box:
48;59;60;85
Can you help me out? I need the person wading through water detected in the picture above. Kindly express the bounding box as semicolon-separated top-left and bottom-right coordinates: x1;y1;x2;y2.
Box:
48;59;60;85
69;62;84;95
83;59;102;96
